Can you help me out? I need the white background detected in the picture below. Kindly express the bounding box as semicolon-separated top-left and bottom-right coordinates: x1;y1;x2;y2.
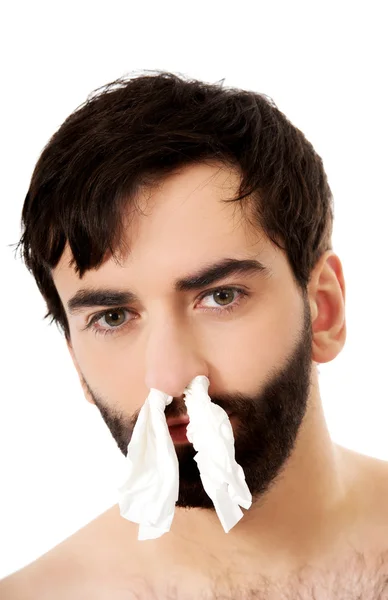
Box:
0;0;387;580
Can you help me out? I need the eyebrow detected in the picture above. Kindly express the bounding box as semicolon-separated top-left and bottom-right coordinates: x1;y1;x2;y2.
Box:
67;257;271;315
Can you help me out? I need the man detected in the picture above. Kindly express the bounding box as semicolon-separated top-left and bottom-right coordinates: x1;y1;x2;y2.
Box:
1;71;388;599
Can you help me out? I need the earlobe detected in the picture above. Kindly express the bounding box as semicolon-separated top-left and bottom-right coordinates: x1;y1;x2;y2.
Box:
308;252;347;364
66;340;95;405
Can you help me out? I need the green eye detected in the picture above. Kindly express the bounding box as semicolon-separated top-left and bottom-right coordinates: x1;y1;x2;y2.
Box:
213;289;235;305
102;309;127;327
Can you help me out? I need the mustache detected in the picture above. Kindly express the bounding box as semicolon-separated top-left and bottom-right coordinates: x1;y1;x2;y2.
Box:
128;391;253;429
164;396;231;420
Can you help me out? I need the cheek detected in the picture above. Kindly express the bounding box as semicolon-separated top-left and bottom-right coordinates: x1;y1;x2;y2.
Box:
212;294;301;391
69;332;128;398
71;331;161;414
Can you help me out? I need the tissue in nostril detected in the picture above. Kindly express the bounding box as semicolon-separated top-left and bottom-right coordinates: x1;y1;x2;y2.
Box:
183;375;252;533
117;388;179;541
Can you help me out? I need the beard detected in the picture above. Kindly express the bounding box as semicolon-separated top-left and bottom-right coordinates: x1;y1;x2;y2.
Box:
84;292;313;511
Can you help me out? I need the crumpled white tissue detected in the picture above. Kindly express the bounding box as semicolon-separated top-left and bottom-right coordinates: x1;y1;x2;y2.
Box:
118;375;252;540
117;388;178;541
184;375;252;533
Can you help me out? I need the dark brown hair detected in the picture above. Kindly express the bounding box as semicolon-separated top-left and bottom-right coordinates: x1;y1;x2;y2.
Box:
15;70;334;341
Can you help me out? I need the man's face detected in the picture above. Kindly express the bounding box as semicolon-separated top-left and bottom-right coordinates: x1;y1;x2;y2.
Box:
53;162;314;509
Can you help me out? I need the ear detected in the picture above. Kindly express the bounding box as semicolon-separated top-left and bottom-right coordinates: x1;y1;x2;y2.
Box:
307;251;346;364
66;339;95;405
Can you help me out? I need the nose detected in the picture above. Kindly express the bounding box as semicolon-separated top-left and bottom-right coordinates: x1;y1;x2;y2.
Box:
144;316;208;398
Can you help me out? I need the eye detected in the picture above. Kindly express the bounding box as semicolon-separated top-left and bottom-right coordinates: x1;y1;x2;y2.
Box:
199;288;242;309
86;307;133;336
100;308;128;328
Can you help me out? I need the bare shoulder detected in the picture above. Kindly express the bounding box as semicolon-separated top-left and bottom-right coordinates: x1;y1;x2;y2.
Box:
0;551;78;600
0;533;92;600
338;442;388;500
336;444;388;553
0;506;140;600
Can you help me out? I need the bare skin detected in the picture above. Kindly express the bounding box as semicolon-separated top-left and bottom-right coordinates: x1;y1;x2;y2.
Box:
2;162;387;598
2;446;388;599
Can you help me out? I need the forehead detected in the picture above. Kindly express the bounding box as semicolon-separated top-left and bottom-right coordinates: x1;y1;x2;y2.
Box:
125;161;265;254
53;162;277;292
